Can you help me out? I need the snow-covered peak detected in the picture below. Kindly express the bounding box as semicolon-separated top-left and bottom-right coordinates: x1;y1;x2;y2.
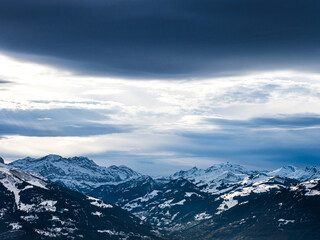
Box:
267;165;299;176
9;155;142;193
170;163;257;195
108;165;140;178
205;162;251;174
173;167;199;178
302;166;320;180
18;154;96;166
172;162;254;183
174;163;320;185
41;154;63;161
267;165;320;181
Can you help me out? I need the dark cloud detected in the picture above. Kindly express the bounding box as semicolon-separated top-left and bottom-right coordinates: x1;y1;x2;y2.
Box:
166;115;320;167
0;0;319;78
0;79;13;84
206;115;320;129
0;108;133;137
173;127;320;168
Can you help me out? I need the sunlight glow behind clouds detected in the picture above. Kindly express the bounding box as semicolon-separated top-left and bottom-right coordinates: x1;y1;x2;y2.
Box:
0;52;320;174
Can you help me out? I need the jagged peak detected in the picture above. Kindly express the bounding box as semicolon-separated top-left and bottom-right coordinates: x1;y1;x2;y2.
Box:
268;165;300;174
266;165;320;182
173;166;198;177
40;154;62;160
19;156;36;161
0;156;4;164
305;165;320;171
206;162;248;171
10;155;140;175
42;155;94;163
281;165;298;171
9;154;143;193
15;155;96;166
16;154;63;163
173;177;195;185
172;162;252;181
67;156;97;165
108;165;141;174
109;164;129;169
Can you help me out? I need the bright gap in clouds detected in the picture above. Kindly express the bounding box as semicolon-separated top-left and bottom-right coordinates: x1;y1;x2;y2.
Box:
0;52;320;175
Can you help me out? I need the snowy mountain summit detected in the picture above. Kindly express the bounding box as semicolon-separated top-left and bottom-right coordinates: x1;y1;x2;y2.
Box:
172;162;320;186
173;162;254;180
9;154;141;193
267;165;320;181
171;162;258;194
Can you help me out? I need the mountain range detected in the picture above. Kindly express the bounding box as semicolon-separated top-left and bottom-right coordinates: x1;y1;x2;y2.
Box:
0;161;162;240
10;155;141;193
4;154;320;239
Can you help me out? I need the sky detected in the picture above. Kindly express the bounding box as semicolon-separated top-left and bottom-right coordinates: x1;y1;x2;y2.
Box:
0;0;319;175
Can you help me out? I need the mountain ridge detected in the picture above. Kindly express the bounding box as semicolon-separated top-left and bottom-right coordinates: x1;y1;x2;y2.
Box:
0;162;163;240
9;154;142;193
4;154;320;239
9;155;320;184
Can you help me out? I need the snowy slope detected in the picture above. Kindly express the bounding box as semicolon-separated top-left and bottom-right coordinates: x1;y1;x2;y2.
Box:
123;178;217;230
0;163;162;240
174;178;320;240
214;175;299;214
123;174;298;230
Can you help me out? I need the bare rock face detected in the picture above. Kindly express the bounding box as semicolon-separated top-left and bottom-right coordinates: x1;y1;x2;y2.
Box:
0;157;4;164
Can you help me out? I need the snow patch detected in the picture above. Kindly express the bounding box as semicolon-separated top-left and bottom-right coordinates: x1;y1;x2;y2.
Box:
185;192;201;197
305;190;320;196
278;218;295;227
194;212;212;221
92;211;103;217
10;222;22;230
159;199;186;209
87;196;113;208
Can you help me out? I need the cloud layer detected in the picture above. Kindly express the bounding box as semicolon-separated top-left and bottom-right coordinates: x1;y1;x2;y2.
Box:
0;108;133;137
0;0;319;78
0;53;319;174
176;115;320;169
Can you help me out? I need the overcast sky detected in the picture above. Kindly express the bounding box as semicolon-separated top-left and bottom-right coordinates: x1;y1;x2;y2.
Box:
0;0;319;175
